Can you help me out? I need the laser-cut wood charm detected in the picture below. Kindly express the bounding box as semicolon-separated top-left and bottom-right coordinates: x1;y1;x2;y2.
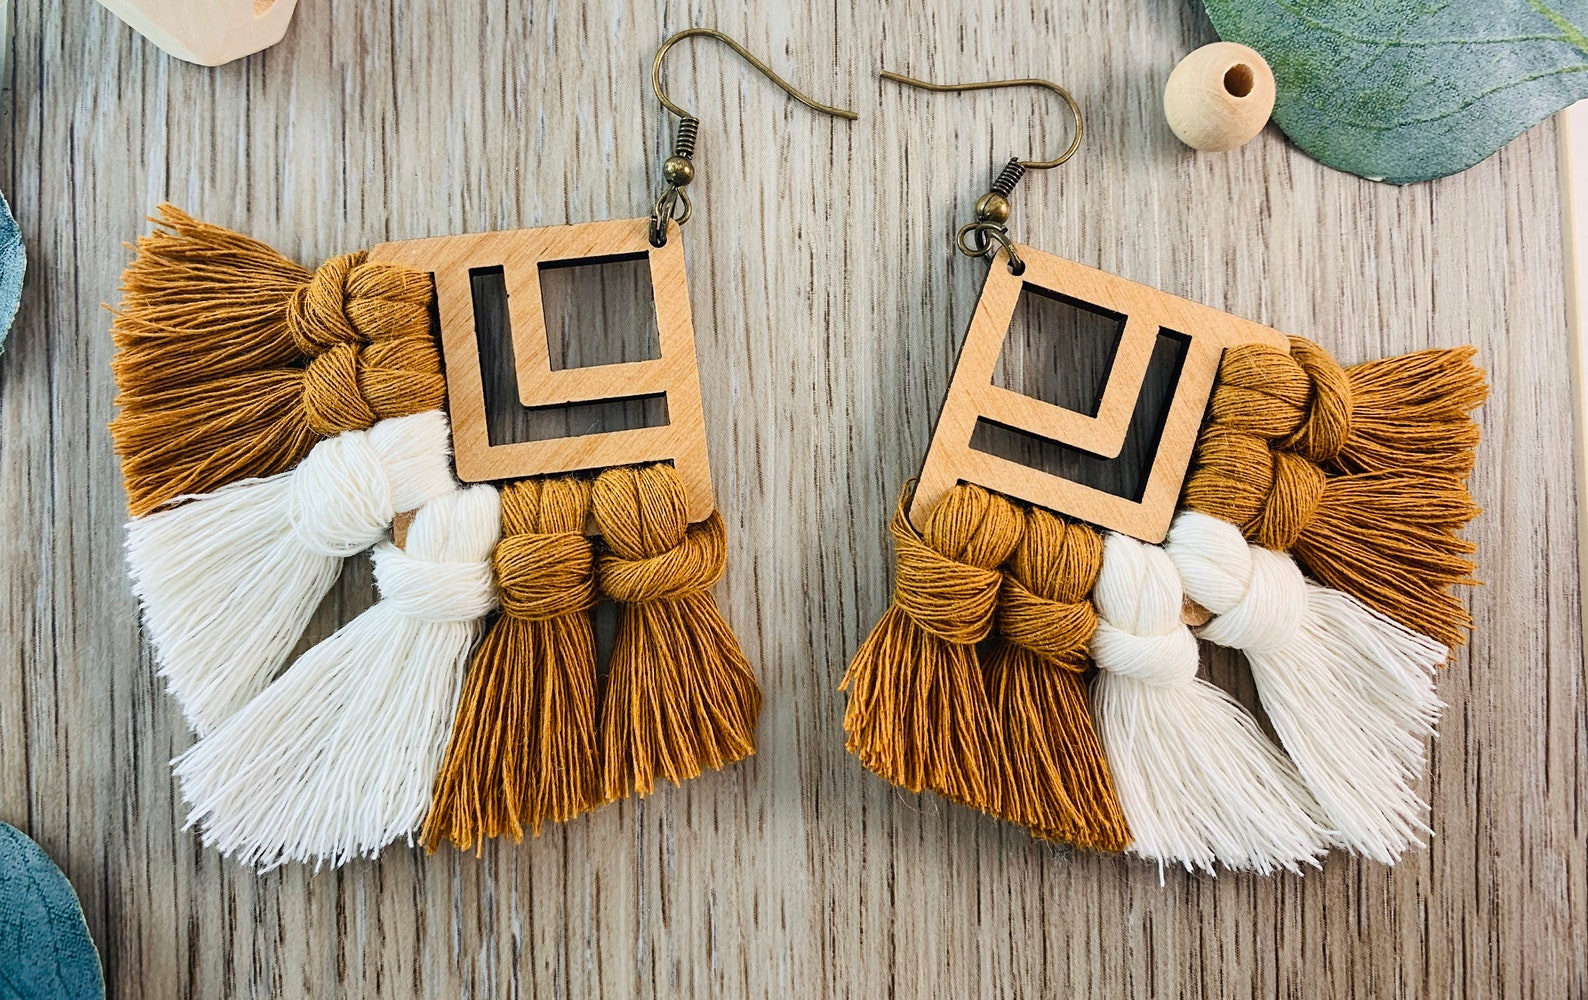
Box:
368;216;715;523
911;242;1288;541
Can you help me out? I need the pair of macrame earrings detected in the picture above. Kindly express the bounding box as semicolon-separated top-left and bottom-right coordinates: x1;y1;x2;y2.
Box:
109;30;1485;875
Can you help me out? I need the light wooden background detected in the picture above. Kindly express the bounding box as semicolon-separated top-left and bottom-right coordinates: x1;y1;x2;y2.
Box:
2;1;1585;997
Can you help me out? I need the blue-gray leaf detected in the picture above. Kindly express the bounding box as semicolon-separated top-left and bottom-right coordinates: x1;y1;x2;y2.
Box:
0;190;21;354
1205;0;1588;183
0;823;105;1000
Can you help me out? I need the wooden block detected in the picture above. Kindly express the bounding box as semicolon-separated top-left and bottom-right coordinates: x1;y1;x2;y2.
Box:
368;217;715;525
1163;41;1276;152
96;0;298;66
911;243;1288;542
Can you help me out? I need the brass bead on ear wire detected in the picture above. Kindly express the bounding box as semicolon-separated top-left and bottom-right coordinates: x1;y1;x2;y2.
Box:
974;192;1011;225
662;156;695;186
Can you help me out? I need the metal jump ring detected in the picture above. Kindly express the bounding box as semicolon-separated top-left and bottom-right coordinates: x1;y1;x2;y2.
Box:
649;186;693;246
956;222;1025;274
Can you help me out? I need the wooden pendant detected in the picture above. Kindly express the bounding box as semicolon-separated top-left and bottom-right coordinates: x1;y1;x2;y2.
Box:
368;217;715;524
912;243;1287;542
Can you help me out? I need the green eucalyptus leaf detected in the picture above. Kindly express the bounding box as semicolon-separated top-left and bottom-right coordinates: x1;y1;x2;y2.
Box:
0;823;105;1000
0;191;21;357
1205;0;1588;183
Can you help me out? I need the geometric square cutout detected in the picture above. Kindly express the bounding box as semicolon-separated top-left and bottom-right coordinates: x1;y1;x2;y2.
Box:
993;284;1125;418
538;253;660;371
468;265;668;448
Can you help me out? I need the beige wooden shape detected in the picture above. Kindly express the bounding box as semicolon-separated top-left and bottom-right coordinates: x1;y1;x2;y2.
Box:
368;217;715;524
911;242;1288;542
97;0;298;66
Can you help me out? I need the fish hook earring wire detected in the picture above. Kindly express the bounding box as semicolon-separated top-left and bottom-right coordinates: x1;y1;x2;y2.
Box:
648;27;859;246
879;70;1083;274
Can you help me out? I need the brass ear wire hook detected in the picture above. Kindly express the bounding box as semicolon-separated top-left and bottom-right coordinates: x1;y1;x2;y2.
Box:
880;70;1085;274
649;28;859;247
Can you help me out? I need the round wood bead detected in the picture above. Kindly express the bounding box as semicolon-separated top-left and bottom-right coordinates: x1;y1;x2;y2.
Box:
1163;42;1276;152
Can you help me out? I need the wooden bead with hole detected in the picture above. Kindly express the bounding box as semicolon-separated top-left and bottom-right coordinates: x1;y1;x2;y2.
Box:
1163;41;1276;152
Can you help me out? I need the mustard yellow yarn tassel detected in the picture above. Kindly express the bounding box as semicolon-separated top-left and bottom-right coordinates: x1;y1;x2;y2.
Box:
985;508;1129;850
110;205;442;515
593;463;761;799
1206;337;1488;477
841;484;1022;814
423;477;601;852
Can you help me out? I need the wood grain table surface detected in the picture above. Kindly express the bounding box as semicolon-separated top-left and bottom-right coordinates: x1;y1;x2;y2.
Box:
2;0;1585;997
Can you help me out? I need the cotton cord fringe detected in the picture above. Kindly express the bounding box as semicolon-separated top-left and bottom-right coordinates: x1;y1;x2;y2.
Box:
984;508;1129;849
593;463;761;800
424;477;601;852
175;485;501;870
1163;511;1445;862
1185;337;1485;648
841;484;1022;814
1208;338;1487;476
110;206;444;516
1089;532;1331;874
128;410;456;734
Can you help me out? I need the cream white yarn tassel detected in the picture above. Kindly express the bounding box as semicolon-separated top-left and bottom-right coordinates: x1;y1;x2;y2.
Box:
1090;531;1331;874
127;410;456;734
1163;510;1445;863
173;483;500;871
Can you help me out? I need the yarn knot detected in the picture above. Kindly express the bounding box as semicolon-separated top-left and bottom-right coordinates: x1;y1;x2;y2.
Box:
996;508;1102;667
342;264;436;343
374;543;499;623
287;425;393;556
887;485;1023;645
496;531;598;620
1089;621;1200;687
1165;511;1306;655
1250;449;1325;552
597;515;726;604
1279;337;1353;462
892;532;1005;644
370;485;501;623
996;578;1096;667
286;252;366;355
1209;338;1352;462
301;342;379;435
590;464;729;604
1088;533;1199;686
1197;546;1306;655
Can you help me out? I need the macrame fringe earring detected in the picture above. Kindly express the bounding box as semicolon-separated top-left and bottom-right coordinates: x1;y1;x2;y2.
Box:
1089;532;1331;874
841;484;1022;814
424;477;601;852
1187;337;1486;648
110;205;443;515
1163;511;1444;862
592;463;761;799
983;509;1128;849
127;410;456;733
175;485;501;870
